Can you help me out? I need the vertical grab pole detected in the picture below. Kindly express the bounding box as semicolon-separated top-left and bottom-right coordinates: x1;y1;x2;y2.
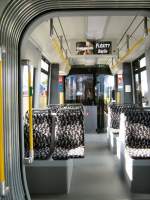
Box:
23;59;34;164
28;62;34;163
0;48;9;196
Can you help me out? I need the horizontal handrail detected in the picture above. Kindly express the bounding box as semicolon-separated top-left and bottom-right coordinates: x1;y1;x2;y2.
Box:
117;16;137;47
112;37;144;69
108;17;149;69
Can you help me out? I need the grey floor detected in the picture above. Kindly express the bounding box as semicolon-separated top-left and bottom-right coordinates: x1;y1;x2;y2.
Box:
33;134;131;200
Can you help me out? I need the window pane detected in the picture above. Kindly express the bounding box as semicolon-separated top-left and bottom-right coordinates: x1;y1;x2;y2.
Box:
95;75;114;105
135;74;140;91
65;75;76;101
104;75;114;105
39;72;48;108
41;59;49;71
140;57;146;68
95;75;104;104
135;73;141;105
141;70;148;96
141;70;148;107
23;65;33;116
76;75;93;104
65;74;94;105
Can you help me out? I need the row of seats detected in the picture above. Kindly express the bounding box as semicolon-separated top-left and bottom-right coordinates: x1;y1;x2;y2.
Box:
107;103;139;154
124;111;150;158
107;103;150;194
108;103;139;129
24;104;85;160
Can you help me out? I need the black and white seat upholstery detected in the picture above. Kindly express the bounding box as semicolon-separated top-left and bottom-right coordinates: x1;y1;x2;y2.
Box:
52;106;85;160
124;111;150;159
118;110;150;194
109;103;139;129
108;103;139;154
24;104;85;160
24;110;52;160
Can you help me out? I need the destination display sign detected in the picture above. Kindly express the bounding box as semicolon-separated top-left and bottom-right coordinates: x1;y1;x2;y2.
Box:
76;41;112;55
94;41;112;54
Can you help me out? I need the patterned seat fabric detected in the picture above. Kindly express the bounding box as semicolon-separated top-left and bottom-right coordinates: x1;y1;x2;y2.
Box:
126;147;150;159
52;106;85;160
124;111;150;159
48;104;84;114
24;104;85;160
108;103;138;129
48;104;62;114
24;110;52;160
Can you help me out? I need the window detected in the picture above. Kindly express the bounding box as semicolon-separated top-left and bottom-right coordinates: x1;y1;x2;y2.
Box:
140;57;146;68
23;65;33;116
65;74;114;106
41;59;49;71
39;58;50;108
95;75;114;106
141;70;148;97
65;74;94;105
133;55;148;107
104;75;114;105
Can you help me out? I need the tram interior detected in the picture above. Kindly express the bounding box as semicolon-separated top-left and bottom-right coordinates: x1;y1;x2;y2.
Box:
21;15;150;200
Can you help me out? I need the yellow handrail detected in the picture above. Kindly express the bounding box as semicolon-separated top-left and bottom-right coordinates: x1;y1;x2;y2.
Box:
28;66;34;162
112;28;150;69
112;37;144;69
51;38;71;72
0;49;9;196
0;58;5;184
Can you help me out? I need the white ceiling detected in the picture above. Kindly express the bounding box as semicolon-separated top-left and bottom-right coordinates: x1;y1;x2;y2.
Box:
86;16;108;39
29;15;150;73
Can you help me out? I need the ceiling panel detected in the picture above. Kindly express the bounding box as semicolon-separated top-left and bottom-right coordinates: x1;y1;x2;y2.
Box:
86;16;108;39
29;21;61;63
54;17;86;40
104;16;135;40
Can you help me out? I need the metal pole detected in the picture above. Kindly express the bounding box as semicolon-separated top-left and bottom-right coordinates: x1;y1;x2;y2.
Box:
117;48;120;59
22;59;34;164
131;62;136;104
0;47;9;196
144;17;148;37
59;35;63;49
112;57;114;66
50;18;53;37
28;63;34;162
126;34;130;50
65;49;68;59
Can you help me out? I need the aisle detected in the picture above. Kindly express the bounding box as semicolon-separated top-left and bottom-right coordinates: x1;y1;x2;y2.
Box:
33;134;131;200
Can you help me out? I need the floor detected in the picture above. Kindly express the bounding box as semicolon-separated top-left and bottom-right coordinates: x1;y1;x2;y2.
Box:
32;134;131;200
